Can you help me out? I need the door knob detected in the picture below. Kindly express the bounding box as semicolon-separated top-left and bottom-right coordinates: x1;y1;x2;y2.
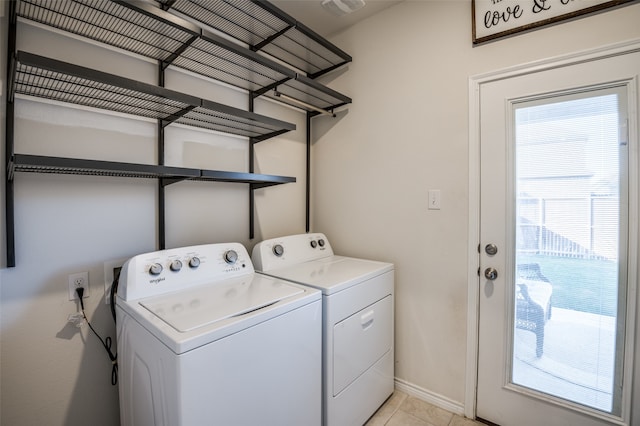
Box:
484;267;498;280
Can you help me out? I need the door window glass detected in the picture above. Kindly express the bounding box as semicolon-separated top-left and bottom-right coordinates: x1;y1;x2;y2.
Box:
511;88;627;415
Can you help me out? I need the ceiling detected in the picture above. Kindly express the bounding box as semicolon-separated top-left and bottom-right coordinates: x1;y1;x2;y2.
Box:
271;0;404;38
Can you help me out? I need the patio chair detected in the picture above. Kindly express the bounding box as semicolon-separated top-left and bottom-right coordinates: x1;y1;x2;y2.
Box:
516;263;553;358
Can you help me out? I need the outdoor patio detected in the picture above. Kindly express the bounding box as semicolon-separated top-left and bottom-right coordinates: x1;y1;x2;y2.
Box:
512;307;615;412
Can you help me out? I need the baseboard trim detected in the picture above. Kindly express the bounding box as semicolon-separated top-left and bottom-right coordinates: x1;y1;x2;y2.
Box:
394;377;465;416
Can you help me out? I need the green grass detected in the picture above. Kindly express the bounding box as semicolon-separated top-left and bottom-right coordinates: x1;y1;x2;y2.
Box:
518;254;619;317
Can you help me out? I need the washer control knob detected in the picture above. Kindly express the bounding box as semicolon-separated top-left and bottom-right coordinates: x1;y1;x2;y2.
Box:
149;263;163;276
318;239;325;247
170;259;183;272
188;257;201;268
224;250;238;265
310;240;317;248
273;244;284;257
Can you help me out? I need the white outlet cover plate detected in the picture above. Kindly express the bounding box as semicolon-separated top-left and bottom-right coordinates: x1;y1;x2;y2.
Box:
68;272;89;300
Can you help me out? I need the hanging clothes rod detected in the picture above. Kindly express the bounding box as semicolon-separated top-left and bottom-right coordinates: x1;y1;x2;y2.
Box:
273;91;336;117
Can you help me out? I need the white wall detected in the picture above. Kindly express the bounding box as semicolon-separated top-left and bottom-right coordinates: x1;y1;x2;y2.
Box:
0;10;308;426
313;0;640;413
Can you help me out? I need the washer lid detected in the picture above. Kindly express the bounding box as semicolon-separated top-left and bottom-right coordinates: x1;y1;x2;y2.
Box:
139;274;304;332
260;255;393;295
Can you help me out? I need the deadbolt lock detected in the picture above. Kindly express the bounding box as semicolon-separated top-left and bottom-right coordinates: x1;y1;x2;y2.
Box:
485;244;498;255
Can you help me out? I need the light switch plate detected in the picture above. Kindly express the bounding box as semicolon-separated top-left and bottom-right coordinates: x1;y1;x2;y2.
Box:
428;189;441;210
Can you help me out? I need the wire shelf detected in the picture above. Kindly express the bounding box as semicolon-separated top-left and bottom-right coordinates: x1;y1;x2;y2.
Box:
8;154;200;180
16;0;200;62
173;30;295;92
158;0;352;77
16;0;351;114
11;51;296;139
197;169;296;187
8;154;297;188
266;74;352;113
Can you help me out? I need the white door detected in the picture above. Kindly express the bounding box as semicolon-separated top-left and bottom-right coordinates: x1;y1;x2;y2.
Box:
475;48;639;425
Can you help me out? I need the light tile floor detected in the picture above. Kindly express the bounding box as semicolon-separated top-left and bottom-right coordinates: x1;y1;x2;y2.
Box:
366;391;485;426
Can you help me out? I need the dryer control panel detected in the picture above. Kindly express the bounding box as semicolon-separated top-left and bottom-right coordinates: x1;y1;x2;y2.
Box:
252;233;334;272
118;243;254;301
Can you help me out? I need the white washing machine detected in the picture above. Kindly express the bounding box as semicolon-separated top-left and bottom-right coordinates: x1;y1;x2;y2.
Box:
116;242;322;426
252;233;394;426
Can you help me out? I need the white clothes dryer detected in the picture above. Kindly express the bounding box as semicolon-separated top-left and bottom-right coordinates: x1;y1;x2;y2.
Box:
252;233;394;426
116;242;322;426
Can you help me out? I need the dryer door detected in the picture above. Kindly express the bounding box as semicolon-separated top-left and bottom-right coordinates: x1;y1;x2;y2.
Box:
333;295;393;395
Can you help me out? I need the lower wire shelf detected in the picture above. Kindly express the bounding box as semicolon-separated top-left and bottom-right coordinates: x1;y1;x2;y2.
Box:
8;154;296;186
5;154;296;267
8;154;199;181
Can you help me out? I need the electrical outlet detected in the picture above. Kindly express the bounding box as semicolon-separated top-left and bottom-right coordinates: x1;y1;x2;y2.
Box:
68;272;89;301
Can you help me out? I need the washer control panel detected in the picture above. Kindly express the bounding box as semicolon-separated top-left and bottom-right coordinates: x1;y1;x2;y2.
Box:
252;233;334;272
118;243;253;301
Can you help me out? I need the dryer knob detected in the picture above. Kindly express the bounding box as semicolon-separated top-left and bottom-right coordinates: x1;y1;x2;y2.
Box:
189;257;201;268
149;263;163;276
170;260;183;272
224;250;238;265
273;244;284;257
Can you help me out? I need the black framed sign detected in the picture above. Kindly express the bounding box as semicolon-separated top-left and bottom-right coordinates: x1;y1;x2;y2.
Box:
473;0;638;45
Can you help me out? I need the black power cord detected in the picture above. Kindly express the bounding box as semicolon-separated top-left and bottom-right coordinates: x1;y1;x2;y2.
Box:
110;267;121;323
76;287;118;385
